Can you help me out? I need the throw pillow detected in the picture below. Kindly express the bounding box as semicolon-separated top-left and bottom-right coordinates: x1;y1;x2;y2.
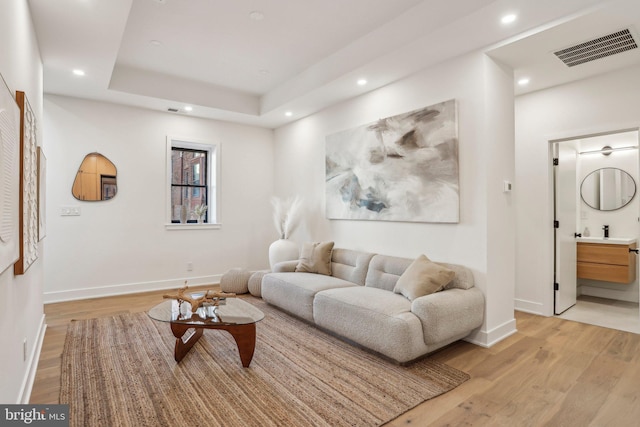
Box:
393;254;455;301
295;241;335;275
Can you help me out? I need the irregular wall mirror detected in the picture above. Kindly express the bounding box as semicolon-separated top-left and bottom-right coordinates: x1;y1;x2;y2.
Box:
580;167;636;211
72;153;117;201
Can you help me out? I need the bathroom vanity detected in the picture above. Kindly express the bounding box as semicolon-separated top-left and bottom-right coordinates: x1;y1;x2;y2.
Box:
577;238;637;284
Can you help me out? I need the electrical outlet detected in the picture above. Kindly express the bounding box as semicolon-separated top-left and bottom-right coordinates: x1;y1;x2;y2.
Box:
23;338;27;362
187;262;193;271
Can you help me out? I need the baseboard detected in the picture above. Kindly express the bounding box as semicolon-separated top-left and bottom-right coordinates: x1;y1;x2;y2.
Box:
514;298;547;316
43;275;222;304
465;317;517;348
18;314;46;404
579;285;639;303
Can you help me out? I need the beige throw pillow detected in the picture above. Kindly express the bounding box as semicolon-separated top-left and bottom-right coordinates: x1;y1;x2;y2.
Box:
393;255;455;301
295;241;335;276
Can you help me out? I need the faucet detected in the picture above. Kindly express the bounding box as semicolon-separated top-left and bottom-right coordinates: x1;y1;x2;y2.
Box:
603;225;609;238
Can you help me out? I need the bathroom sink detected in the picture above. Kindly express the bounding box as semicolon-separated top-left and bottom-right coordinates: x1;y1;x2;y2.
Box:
576;237;637;245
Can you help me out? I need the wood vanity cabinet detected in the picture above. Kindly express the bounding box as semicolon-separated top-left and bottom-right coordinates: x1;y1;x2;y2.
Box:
577;242;637;284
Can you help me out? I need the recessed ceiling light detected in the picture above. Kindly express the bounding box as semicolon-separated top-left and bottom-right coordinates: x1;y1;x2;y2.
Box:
148;40;164;48
184;106;193;112
285;111;293;117
501;14;517;24
249;10;264;21
357;79;367;86
517;77;530;86
258;69;270;76
72;69;85;76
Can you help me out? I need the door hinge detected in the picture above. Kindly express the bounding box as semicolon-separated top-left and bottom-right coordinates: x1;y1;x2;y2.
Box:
553;158;559;166
554;220;559;228
554;283;559;291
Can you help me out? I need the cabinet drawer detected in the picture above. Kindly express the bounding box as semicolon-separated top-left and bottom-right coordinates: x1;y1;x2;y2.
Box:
576;243;633;266
577;262;635;284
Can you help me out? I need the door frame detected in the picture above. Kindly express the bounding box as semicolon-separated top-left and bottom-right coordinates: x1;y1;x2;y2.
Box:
549;126;640;316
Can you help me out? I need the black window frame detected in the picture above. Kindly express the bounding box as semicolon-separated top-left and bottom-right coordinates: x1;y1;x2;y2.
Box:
171;146;209;224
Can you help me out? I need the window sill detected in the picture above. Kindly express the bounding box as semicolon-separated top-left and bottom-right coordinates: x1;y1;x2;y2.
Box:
165;223;221;231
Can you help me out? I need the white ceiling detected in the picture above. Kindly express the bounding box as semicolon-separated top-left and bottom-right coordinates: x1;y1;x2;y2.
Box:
488;0;640;96
27;0;640;128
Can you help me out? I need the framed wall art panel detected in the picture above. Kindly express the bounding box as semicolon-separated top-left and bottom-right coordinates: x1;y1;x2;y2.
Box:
326;99;459;223
0;75;20;275
14;91;38;275
37;146;46;241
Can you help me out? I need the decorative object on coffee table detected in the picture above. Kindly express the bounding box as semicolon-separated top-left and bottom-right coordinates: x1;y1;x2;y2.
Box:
163;284;235;313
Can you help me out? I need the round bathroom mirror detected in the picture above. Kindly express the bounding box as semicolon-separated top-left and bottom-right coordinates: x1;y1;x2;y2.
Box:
580;167;636;211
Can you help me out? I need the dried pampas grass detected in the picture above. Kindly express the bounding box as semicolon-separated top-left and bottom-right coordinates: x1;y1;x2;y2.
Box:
271;196;303;239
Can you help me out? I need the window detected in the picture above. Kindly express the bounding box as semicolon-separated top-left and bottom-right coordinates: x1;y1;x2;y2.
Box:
167;137;219;227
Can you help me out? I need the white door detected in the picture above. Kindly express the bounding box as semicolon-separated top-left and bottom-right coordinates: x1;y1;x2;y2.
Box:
554;142;578;314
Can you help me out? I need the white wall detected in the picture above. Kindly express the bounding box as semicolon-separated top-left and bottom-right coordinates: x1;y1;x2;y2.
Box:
273;51;517;347
0;0;45;403
44;95;275;301
515;64;640;315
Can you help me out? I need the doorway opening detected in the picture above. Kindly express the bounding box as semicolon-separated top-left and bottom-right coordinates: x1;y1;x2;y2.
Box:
552;129;640;333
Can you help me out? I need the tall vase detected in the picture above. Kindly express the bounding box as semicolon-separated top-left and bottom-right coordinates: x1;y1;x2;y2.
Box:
180;205;188;224
268;239;299;270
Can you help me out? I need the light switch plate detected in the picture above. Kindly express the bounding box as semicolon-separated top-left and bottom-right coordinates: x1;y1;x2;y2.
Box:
60;206;81;216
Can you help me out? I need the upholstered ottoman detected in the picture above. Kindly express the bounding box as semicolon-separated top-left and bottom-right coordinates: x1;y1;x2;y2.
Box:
220;268;252;294
248;270;269;297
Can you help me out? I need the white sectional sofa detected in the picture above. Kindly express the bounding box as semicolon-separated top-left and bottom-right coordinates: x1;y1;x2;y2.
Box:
261;248;484;363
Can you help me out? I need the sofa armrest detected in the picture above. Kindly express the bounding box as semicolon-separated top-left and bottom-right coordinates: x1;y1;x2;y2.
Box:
410;287;484;345
273;260;299;272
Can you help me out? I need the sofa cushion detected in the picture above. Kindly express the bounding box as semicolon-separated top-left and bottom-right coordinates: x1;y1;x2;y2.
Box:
262;272;356;322
439;263;475;290
393;255;455;301
313;287;429;363
296;241;334;275
364;255;412;291
330;248;375;286
411;287;485;345
365;254;475;292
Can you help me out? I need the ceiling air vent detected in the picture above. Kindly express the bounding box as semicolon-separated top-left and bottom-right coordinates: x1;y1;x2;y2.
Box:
554;28;638;67
167;108;179;113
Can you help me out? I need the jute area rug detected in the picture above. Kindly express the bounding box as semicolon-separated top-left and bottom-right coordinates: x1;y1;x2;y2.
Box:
60;296;469;427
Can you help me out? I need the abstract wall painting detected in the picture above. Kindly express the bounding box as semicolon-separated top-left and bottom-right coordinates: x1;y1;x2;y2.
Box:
0;75;20;275
14;91;39;275
325;99;459;223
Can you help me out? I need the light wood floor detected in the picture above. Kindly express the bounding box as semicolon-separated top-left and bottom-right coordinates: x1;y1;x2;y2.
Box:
31;289;640;426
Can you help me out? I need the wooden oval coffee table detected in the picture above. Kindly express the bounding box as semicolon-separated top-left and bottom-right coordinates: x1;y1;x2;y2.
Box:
148;297;264;367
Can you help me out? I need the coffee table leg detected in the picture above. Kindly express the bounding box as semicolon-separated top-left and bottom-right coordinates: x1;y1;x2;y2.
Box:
225;323;256;367
170;324;203;362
